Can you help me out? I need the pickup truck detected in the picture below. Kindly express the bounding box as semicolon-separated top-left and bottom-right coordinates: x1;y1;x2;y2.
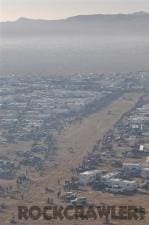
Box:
70;197;87;206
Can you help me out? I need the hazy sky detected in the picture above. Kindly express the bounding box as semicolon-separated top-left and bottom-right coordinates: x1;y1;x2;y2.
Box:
1;0;149;21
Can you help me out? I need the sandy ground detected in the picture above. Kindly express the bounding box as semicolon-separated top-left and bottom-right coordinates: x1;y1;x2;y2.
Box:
1;91;148;225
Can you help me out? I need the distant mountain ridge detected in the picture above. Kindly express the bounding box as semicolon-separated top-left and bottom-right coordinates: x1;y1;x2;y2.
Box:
67;11;149;21
0;12;149;75
2;11;149;23
1;11;149;36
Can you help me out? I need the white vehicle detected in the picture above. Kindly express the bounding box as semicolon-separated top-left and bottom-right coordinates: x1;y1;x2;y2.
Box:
105;179;138;193
71;197;87;205
105;185;124;193
79;170;102;185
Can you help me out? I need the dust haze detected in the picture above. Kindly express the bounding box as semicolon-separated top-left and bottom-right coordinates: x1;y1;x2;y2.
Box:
0;12;149;75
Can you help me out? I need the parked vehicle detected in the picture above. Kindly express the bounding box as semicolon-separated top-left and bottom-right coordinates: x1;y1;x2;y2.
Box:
71;197;87;206
62;192;76;202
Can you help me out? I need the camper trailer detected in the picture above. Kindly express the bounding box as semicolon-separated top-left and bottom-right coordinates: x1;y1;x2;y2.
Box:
105;178;138;193
79;170;101;185
141;167;149;179
122;163;141;175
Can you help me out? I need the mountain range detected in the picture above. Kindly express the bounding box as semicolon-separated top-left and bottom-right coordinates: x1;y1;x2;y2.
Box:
0;12;149;75
1;12;149;37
